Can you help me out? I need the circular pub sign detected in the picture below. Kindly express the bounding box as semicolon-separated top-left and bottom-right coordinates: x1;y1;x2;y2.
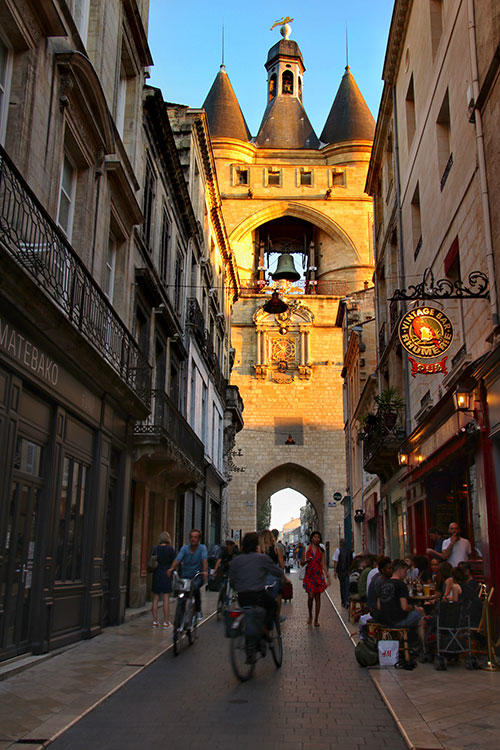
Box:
398;306;453;358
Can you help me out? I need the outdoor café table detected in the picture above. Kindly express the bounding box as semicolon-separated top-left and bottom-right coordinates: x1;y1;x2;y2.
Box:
408;594;435;613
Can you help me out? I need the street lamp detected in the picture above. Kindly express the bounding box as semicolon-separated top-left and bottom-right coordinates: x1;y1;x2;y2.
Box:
453;384;471;412
398;451;409;467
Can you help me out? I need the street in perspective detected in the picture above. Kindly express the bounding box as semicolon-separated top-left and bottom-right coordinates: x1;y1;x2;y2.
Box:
1;0;500;749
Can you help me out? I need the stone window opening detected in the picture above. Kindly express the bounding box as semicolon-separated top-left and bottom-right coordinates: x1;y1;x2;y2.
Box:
236;166;249;186
274;417;304;445
300;169;313;186
282;70;294;95
269;73;277;101
267;167;281;186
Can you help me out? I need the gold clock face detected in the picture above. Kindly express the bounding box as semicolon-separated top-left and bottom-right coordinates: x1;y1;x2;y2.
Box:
271;338;296;362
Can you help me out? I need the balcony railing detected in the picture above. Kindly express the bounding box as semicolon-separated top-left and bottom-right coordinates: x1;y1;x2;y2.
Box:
362;411;406;482
239;279;351;296
134;389;204;468
0;146;151;407
187;297;228;398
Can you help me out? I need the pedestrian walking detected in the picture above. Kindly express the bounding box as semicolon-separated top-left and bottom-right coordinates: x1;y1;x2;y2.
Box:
332;538;353;607
151;531;176;629
301;530;330;626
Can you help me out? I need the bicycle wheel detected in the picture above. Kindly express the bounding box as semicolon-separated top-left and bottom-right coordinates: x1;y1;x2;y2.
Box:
173;598;185;656
230;617;256;681
270;616;283;667
188;601;198;645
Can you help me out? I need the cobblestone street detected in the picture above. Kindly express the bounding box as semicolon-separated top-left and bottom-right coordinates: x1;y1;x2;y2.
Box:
45;577;405;750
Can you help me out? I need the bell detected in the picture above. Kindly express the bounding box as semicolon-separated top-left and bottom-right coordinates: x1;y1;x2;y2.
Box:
272;253;301;282
263;291;289;314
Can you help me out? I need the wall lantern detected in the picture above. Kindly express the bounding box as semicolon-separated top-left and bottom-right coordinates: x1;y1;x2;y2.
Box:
354;509;365;523
453;384;471;412
398;451;409;466
263;291;288;314
285;434;296;445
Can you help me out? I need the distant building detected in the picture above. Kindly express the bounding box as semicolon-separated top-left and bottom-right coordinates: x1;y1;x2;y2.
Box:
282;517;301;546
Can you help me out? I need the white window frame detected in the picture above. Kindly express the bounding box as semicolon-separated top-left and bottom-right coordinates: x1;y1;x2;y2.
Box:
0;34;13;145
57;153;77;240
72;0;90;46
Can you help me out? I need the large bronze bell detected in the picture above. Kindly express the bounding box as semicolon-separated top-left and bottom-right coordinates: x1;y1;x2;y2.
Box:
272;253;301;281
263;291;289;314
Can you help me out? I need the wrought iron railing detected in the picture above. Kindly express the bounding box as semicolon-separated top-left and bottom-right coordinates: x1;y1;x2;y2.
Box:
134;389;204;467
239;279;351;296
0;146;151;407
187;297;228;398
362;410;406;471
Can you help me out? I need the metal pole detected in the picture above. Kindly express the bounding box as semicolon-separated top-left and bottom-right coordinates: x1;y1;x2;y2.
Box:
481;585;500;671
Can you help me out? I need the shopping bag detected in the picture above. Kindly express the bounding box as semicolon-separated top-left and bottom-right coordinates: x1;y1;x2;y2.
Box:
378;639;399;667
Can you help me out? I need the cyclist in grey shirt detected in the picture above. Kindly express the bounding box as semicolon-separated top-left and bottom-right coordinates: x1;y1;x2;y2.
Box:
230;532;288;633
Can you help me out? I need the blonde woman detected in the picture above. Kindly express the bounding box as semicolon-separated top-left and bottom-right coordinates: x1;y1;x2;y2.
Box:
259;529;285;600
151;531;176;628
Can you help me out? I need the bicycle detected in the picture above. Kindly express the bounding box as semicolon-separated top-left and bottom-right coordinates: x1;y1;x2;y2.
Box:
216;575;237;621
228;604;283;681
171;571;203;656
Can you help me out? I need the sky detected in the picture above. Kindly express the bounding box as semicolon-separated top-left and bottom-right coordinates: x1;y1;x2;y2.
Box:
147;0;395;137
269;489;305;532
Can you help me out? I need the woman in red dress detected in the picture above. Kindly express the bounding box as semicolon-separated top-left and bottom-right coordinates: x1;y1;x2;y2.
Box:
301;531;330;626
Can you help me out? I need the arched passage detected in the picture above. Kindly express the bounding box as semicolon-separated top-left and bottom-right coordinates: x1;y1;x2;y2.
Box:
256;462;325;536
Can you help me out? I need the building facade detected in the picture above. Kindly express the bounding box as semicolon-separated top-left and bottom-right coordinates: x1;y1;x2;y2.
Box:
363;0;500;598
202;23;376;549
0;0;242;659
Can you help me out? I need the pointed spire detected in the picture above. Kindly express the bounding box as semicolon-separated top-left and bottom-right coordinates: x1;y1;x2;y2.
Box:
202;66;251;141
320;67;375;145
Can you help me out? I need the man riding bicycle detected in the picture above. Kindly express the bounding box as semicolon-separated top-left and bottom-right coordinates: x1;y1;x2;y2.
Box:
229;532;289;638
213;538;238;578
168;529;208;620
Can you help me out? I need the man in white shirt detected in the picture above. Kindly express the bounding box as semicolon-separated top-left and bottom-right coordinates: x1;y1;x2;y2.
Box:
440;522;471;566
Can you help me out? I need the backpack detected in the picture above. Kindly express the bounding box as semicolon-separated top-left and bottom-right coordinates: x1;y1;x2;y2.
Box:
354;635;379;667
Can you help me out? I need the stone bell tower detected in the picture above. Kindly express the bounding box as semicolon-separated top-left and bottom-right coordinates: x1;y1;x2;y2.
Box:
202;22;375;547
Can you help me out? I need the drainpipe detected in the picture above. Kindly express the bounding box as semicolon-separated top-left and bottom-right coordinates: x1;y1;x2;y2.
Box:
467;0;499;328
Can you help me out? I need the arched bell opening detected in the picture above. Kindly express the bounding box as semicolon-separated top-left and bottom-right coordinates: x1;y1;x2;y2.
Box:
255;216;316;290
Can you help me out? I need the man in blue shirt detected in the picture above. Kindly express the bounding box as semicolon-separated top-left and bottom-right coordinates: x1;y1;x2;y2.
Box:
168;529;208;620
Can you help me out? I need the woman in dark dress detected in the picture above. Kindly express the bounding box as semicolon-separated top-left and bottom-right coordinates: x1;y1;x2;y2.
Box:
151;531;176;629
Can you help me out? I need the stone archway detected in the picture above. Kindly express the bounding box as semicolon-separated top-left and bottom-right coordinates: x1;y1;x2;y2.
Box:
229;200;361;265
256;462;325;536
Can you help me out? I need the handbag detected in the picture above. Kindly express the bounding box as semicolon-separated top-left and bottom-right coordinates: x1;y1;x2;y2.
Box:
378;639;399;667
147;547;158;573
299;546;309;580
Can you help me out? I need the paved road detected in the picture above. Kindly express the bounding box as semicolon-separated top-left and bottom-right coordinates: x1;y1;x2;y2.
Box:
48;576;407;750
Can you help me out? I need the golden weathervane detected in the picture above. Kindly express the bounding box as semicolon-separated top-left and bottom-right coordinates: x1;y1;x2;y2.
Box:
270;16;294;31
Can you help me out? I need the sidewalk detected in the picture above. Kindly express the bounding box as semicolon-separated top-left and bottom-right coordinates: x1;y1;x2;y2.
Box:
1;576;500;749
327;578;500;750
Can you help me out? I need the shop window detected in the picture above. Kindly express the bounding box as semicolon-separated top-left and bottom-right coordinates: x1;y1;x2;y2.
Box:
0;35;12;144
282;70;294;95
55;457;88;581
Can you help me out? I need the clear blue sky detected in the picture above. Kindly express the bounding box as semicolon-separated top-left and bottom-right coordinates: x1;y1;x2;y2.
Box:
147;1;395;137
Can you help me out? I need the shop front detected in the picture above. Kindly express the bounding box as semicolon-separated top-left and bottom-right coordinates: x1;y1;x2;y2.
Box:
364;492;383;554
0;308;133;661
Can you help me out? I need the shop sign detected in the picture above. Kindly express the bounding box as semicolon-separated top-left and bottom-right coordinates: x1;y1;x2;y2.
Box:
398;307;453;358
365;492;378;521
408;356;448;377
0;315;59;386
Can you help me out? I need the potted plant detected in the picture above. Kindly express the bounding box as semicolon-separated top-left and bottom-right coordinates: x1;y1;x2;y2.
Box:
374;387;404;429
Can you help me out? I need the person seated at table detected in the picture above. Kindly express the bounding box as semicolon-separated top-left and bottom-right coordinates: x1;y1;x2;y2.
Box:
442;566;464;602
377;559;425;644
357;554;377;602
405;554;419;580
367;556;392;620
429;557;440;583
457;561;483;628
414;555;432;583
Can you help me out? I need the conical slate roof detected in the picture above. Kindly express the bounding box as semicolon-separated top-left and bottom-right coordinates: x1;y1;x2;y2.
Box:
320;67;375;144
256;97;320;149
202;65;251;141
